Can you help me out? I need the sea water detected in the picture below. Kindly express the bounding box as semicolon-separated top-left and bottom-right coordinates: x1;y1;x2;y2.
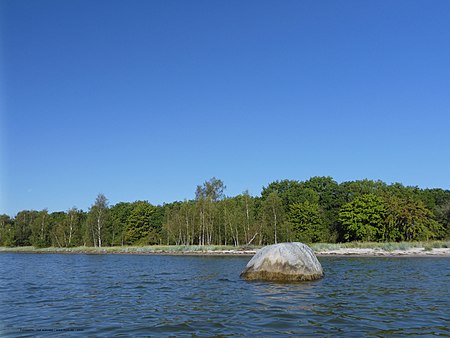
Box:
0;253;449;337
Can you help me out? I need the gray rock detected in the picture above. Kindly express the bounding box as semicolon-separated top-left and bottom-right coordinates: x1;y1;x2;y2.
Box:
240;242;324;281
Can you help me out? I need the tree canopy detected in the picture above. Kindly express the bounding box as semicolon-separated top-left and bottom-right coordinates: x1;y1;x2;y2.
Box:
2;177;449;247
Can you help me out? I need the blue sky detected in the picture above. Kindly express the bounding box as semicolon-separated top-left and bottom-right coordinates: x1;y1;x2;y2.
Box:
1;0;450;216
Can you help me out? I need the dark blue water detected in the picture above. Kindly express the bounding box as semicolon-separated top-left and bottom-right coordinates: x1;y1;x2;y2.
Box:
0;253;449;337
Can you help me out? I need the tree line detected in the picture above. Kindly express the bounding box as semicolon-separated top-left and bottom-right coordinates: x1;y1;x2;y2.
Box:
1;177;449;248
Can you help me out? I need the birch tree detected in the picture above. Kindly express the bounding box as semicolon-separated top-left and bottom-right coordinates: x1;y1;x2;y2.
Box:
88;194;109;247
195;177;225;245
262;192;284;244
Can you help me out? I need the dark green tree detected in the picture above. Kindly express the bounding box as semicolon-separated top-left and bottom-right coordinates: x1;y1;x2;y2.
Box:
0;215;15;247
110;202;134;246
125;201;158;245
304;176;346;241
339;194;386;242
435;201;450;239
14;210;36;246
340;179;387;203
288;201;323;243
48;211;66;247
261;180;305;208
381;192;440;241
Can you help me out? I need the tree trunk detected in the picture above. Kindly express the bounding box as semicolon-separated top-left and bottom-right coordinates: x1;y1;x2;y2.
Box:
97;217;102;248
246;232;258;246
92;226;96;247
53;231;62;248
245;199;250;243
68;213;75;247
273;205;278;244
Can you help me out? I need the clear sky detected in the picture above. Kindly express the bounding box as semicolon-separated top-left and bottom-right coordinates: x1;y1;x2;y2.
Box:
1;0;449;216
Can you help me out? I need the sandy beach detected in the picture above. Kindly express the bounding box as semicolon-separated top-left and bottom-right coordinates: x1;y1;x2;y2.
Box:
1;246;450;257
315;247;450;257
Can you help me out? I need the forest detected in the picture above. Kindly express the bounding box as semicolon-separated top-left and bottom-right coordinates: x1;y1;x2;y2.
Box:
1;177;449;248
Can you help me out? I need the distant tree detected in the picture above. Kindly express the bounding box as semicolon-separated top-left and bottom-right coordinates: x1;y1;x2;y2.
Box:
149;205;165;244
241;190;258;245
52;208;83;247
110;202;134;246
339;194;386;242
340;179;387;203
203;177;226;202
382;194;440;241
435;201;450;239
403;199;439;241
6;176;450;248
221;198;236;246
0;215;15;247
195;177;225;245
221;197;241;246
14;210;36;246
261;180;305;208
261;191;284;244
419;188;450;235
30;209;51;248
288;201;323;243
164;201;189;245
303;176;341;206
48;211;66;247
384;183;421;201
378;194;403;242
304;176;345;240
67;208;83;246
125;201;158;245
87;194;109;247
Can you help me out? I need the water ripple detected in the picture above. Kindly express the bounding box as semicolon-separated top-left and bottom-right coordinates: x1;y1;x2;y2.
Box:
0;254;449;336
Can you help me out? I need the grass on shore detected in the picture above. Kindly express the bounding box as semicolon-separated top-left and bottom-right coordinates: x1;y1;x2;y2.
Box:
0;244;255;254
1;241;449;254
310;241;450;252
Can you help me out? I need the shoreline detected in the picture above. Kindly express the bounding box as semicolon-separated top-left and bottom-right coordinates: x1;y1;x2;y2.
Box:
1;246;450;257
315;247;450;257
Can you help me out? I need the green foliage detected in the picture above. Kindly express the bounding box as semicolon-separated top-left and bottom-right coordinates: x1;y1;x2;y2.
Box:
261;191;285;244
0;215;15;247
3;176;449;248
340;179;387;202
87;194;110;247
125;201;158;245
194;177;226;246
196;177;225;203
436;202;450;239
262;180;309;207
288;201;324;243
109;202;134;246
382;193;440;241
13;210;35;246
51;208;83;247
30;210;51;248
339;194;386;242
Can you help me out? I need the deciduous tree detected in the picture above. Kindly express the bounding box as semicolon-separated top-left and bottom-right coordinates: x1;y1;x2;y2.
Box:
288;201;323;243
339;194;386;241
87;194;109;247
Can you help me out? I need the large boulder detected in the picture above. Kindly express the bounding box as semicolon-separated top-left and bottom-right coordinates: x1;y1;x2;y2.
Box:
240;242;324;281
